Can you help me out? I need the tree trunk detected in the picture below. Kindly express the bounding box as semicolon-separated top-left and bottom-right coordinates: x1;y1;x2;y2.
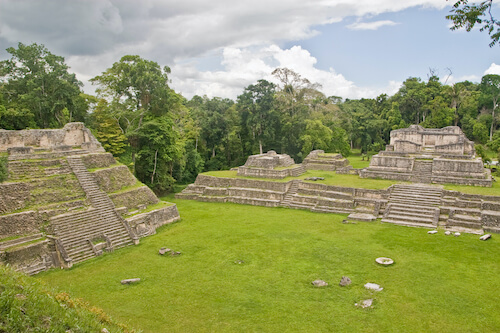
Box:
259;139;263;154
151;150;158;184
490;105;496;141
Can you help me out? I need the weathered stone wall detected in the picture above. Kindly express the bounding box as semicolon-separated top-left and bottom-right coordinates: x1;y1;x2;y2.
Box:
195;175;289;192
433;158;485;174
237;166;294;179
110;186;159;210
81;153;116;169
243;151;295;169
28;175;86;206
0;182;30;214
93;165;137;193
0;123;103;152
368;155;414;171
0;211;43;238
126;205;180;238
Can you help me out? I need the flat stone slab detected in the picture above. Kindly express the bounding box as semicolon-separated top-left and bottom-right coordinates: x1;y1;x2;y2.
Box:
312;279;328;287
121;278;140;285
427;230;438;234
347;213;377;222
375;257;394;265
355;299;373;308
364;283;383;292
480;234;491;241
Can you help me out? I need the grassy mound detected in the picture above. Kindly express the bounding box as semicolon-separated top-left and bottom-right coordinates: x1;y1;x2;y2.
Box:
0;265;136;333
37;198;500;332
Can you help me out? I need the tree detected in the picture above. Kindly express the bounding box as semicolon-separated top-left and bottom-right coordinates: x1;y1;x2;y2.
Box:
89;99;128;156
480;74;500;140
0;42;85;128
237;80;278;154
90;55;172;134
133;116;182;193
446;0;500;47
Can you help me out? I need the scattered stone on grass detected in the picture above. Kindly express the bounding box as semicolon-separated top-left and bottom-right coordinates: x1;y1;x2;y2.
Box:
234;260;244;264
444;231;451;235
454;232;461;237
428;230;438;234
305;177;325;181
480;234;491;241
339;276;351;286
355;299;373;308
375;257;394;265
159;247;181;256
364;283;383;292
158;247;171;255
312;280;328;287
101;329;110;333
342;219;356;224
121;278;140;285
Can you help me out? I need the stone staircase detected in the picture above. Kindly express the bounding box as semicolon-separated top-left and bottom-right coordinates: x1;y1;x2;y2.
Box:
49;156;136;264
281;180;300;207
411;160;433;183
447;208;483;231
289;164;306;177
382;184;442;228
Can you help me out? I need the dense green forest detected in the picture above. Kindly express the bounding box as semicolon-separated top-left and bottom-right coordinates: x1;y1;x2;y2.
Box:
1;42;500;193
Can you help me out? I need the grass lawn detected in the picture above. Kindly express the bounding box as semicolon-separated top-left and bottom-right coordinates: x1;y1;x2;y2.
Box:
37;198;500;333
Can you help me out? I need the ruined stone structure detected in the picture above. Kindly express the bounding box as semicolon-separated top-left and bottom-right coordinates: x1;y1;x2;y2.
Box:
360;125;492;186
302;150;350;171
237;151;305;179
177;175;500;234
0;123;180;275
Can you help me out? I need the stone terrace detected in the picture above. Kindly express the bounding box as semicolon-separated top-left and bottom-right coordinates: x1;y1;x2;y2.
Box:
177;174;500;234
0;123;180;274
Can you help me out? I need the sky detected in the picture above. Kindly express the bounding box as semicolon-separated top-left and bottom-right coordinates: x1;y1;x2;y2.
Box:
0;0;499;100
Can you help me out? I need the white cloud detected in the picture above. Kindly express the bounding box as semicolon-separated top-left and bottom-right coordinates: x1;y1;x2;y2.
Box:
347;20;399;30
0;0;452;100
170;44;401;100
484;63;500;75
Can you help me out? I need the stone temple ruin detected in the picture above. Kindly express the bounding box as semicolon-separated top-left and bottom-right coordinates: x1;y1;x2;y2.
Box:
0;123;180;275
237;151;305;179
178;127;500;235
360;125;492;186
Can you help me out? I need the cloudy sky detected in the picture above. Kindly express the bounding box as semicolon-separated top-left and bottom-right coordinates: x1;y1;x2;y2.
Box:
0;0;498;100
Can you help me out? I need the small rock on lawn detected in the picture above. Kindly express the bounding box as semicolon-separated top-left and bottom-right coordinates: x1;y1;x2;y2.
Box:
364;283;383;292
312;279;328;287
480;234;491;241
121;278;140;285
339;276;351;287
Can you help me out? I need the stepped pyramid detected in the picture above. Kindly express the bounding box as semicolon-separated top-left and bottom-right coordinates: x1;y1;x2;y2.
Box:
0;123;180;274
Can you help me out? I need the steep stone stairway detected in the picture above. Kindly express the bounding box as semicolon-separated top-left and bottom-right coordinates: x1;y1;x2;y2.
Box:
382;184;442;228
50;156;135;264
280;180;300;207
411;160;433;183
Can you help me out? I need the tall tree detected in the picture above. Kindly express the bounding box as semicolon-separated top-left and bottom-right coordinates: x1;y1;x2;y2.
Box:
0;42;85;128
237;80;278;154
90;55;172;134
480;74;500;140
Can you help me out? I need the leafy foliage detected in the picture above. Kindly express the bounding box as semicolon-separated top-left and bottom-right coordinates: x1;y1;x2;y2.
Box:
0;42;86;129
447;0;500;47
0;155;8;182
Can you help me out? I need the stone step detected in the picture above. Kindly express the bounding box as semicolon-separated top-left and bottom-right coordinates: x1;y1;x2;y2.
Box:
381;218;436;228
391;189;441;196
311;206;352;214
389;198;441;206
0;233;44;250
447;219;483;229
383;214;435;225
452;214;481;222
388;203;439;213
385;209;436;220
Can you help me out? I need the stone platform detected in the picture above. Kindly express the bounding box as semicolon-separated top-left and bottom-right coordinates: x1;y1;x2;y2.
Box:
360;125;492;187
